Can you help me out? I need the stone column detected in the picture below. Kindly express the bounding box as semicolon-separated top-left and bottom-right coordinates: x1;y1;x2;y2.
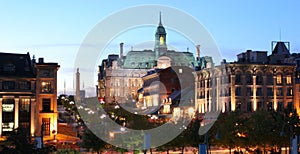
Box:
231;74;236;111
273;74;277;111
14;98;19;129
253;75;257;111
217;76;221;111
30;98;36;136
0;98;2;137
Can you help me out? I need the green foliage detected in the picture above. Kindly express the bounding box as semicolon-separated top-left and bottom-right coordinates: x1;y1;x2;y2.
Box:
211;110;300;152
81;129;108;153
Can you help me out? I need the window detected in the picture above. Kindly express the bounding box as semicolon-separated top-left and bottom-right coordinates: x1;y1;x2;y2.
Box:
256;74;263;85
287;102;293;112
257;102;263;110
19;81;31;90
246;73;253;84
236;102;241;112
267;102;273;111
42;118;50;136
20;98;30;112
277;102;284;112
3;63;15;72
267;73;273;85
267;88;273;96
235;74;241;84
276;88;283;96
207;79;211;88
2;81;15;90
286;75;292;84
256;88;263;96
276;74;282;84
246;87;252;96
42;98;51;112
41;81;52;93
235;87;241;96
247;102;252;112
287;88;293;96
2;99;14;133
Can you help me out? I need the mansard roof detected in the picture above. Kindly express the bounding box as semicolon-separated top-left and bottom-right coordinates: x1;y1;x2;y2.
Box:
272;42;290;55
0;52;35;77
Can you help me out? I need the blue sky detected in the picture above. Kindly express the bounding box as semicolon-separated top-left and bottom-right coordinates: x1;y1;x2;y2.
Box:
1;1;300;96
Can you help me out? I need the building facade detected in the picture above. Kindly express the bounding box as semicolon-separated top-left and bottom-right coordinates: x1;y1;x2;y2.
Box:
194;42;300;114
97;14;199;105
0;52;59;139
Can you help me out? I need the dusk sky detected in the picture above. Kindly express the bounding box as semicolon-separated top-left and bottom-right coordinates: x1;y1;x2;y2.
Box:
1;1;300;96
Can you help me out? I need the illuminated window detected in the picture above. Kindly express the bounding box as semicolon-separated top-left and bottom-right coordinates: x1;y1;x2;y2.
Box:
20;98;30;112
163;105;170;114
287;88;293;96
160;36;164;45
42;118;50;136
276;74;282;84
41;81;52;93
286;75;292;84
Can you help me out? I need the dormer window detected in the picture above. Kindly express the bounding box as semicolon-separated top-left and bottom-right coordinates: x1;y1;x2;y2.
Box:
3;63;15;73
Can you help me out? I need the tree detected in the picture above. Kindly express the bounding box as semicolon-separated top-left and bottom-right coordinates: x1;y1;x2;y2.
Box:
213;112;242;153
246;110;279;153
81;129;108;154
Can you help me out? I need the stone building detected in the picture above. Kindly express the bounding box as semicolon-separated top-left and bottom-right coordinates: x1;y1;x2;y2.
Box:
0;52;59;139
97;14;199;105
194;41;300;114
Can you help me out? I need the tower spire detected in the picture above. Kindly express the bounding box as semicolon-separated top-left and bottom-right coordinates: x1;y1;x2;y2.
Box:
159;11;162;25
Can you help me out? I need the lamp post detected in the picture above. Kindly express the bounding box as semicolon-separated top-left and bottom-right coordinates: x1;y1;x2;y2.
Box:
52;130;57;141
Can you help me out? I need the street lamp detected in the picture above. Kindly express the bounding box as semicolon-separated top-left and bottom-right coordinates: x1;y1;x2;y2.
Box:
52;130;57;141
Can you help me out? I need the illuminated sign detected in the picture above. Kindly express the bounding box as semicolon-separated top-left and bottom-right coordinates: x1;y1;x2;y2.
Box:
2;104;14;112
2;122;14;131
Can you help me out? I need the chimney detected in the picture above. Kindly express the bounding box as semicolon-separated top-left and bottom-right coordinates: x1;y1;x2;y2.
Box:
120;42;124;59
196;45;201;60
38;58;44;63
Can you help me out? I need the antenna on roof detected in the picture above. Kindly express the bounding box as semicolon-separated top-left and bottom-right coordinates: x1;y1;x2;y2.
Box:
131;46;133;51
279;28;282;41
187;47;189;52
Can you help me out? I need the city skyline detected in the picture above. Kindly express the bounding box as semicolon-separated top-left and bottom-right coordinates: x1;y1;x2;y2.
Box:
1;1;300;96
